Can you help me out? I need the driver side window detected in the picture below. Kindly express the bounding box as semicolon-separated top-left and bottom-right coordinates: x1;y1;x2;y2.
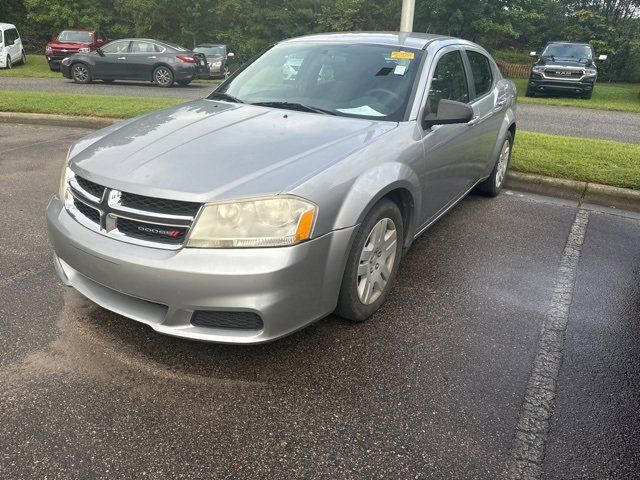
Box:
428;50;469;114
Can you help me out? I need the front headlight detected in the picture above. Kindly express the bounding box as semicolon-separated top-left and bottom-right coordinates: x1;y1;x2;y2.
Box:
59;147;72;200
532;66;545;73
187;196;317;248
584;68;597;76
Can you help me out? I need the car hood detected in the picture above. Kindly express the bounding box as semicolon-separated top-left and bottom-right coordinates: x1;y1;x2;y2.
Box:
537;58;593;68
48;41;91;50
70;100;397;202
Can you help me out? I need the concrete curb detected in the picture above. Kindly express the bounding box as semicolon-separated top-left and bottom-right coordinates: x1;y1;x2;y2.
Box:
1;113;638;213
0;112;119;128
505;171;640;213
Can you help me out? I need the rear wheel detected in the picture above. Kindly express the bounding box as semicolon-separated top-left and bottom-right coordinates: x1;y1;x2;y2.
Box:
478;131;513;197
71;63;92;84
153;66;174;87
335;199;403;322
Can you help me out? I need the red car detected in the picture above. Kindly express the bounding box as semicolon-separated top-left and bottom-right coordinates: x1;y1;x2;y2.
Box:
45;29;106;71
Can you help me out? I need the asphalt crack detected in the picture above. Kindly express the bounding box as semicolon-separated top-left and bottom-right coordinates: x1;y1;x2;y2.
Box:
508;209;590;479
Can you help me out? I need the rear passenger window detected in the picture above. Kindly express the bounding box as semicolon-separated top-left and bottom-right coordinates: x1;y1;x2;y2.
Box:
427;50;469;114
466;51;493;98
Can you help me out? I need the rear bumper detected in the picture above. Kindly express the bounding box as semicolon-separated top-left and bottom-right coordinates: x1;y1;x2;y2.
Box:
46;195;355;343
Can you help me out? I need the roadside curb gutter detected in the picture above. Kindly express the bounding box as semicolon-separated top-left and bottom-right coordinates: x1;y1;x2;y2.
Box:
1;112;638;213
505;171;640;213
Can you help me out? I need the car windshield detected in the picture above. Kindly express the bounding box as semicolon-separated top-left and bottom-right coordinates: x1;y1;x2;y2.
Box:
195;46;225;56
58;30;93;43
542;43;592;61
212;43;423;121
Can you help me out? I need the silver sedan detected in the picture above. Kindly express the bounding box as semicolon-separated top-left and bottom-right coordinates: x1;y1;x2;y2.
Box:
46;32;517;343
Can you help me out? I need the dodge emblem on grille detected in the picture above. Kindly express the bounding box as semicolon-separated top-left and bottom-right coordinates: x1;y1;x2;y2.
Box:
137;226;181;237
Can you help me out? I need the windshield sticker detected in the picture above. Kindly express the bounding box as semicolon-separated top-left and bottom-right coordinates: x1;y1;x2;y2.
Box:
391;51;414;60
336;106;386;117
394;65;407;76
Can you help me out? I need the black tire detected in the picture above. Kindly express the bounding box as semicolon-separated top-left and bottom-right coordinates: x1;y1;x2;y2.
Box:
20;50;26;65
177;79;192;86
582;90;593;99
153;66;174;87
477;131;514;197
5;56;11;69
49;65;59;72
335;198;404;322
525;87;535;97
71;63;92;84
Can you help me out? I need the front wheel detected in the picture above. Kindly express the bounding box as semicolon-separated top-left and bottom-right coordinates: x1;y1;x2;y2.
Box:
525;87;535;97
477;131;513;197
21;50;26;65
335;199;404;322
71;63;92;84
582;90;593;99
5;56;11;69
153;66;174;87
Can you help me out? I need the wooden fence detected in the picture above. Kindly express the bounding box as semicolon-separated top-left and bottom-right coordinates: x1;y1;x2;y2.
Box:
495;59;531;78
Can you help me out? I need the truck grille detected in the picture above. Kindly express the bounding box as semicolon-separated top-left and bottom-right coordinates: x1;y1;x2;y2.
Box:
543;68;584;80
63;171;202;250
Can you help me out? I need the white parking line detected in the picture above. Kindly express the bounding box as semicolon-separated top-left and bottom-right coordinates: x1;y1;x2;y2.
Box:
508;209;590;479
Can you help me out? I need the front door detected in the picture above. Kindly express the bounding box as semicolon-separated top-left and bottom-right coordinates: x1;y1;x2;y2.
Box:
93;40;131;79
418;48;477;225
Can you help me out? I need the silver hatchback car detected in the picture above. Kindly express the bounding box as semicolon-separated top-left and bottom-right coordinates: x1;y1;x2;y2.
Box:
46;32;517;344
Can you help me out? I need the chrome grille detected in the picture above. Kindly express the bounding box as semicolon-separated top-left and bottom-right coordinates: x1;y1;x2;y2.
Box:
63;171;201;250
542;68;585;81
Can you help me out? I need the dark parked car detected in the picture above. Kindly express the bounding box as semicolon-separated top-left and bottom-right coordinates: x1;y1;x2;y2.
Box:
193;43;234;78
45;29;106;71
60;38;209;87
526;41;607;99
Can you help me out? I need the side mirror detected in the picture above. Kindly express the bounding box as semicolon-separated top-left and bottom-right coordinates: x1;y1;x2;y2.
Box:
423;99;474;129
51;35;57;42
530;51;537;57
598;54;608;61
96;47;104;57
97;38;105;44
227;52;235;58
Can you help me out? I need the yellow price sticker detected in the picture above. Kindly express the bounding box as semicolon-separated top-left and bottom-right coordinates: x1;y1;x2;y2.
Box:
391;51;415;60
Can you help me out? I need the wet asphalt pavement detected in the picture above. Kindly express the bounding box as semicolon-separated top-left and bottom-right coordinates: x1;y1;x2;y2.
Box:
2;77;640;143
1;123;639;479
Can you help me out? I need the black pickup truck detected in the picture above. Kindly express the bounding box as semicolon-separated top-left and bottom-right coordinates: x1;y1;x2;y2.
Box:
526;42;607;99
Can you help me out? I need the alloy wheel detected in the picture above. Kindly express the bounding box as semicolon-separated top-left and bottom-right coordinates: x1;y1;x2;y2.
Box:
154;67;172;87
495;139;510;188
73;64;89;82
357;218;398;305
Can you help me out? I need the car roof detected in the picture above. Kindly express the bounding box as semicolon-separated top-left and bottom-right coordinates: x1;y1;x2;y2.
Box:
546;41;591;46
280;31;454;50
59;28;95;32
196;43;225;47
0;23;17;29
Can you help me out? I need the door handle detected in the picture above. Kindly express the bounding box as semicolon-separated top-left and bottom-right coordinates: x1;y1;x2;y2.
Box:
467;116;480;126
147;56;157;59
117;56;126;60
494;97;508;112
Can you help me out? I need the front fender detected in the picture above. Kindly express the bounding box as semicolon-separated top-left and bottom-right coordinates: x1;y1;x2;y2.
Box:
333;162;421;245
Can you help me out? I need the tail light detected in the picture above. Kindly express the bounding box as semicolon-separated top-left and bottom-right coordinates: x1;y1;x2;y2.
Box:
45;46;53;55
176;55;196;64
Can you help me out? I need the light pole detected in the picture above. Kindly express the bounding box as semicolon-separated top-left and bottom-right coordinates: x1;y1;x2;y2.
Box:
400;0;415;32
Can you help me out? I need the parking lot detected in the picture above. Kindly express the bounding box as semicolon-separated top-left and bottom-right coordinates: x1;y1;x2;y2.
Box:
1;122;638;479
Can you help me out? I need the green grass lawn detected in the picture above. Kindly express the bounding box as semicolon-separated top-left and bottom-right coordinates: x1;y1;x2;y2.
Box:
513;131;640;190
512;78;640;113
0;90;182;118
0;55;61;78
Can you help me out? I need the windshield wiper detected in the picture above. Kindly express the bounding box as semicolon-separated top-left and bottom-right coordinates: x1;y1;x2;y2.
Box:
251;101;336;116
209;92;244;103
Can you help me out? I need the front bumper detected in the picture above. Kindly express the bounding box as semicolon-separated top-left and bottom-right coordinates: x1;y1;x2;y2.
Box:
46;195;355;343
527;77;595;96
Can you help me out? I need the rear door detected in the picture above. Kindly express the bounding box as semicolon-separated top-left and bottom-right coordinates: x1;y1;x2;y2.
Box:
462;49;503;180
127;41;164;80
93;40;131;79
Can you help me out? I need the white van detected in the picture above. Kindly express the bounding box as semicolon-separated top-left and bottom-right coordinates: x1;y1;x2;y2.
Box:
0;23;26;69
